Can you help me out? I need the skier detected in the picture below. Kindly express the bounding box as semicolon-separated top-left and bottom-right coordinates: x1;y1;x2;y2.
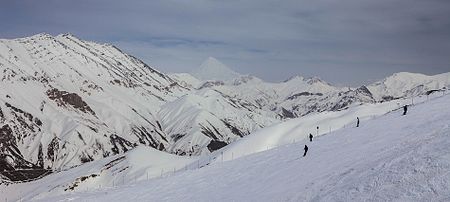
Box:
309;133;313;142
356;117;360;127
403;105;408;115
303;145;309;157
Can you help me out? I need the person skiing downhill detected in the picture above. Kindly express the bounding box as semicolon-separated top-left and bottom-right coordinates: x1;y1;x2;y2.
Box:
356;117;360;127
403;105;408;115
309;133;313;142
303;145;308;157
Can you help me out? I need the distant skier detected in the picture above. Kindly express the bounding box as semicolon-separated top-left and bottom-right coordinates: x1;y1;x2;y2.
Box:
403;105;408;115
356;117;360;127
303;145;309;157
309;133;313;142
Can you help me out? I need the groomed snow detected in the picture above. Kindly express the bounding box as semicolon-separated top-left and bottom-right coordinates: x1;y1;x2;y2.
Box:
15;92;450;202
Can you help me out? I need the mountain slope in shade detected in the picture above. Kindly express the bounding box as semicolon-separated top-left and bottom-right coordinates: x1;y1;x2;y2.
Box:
190;57;241;82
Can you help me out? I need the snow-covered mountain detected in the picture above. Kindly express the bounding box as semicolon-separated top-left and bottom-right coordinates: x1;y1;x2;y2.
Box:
1;33;450;183
368;72;450;100
158;89;278;155
190;57;241;82
0;34;278;177
0;33;188;175
3;91;450;201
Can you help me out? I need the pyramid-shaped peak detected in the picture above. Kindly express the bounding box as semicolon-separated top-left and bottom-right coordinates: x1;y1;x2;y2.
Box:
200;57;229;69
191;57;241;81
205;56;220;62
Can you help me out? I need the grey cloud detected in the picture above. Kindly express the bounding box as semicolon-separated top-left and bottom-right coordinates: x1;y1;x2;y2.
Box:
1;0;449;86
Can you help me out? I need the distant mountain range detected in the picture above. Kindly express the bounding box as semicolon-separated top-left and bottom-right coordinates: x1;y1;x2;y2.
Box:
1;33;449;181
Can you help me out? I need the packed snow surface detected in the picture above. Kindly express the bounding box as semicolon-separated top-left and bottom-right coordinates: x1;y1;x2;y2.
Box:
7;92;449;201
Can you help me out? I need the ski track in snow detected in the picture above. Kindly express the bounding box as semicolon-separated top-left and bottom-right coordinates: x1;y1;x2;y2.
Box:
12;93;450;202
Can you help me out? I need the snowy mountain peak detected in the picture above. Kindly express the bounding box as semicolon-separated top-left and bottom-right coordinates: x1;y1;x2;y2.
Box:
190;57;241;81
284;75;305;82
56;33;80;40
232;75;262;85
384;72;427;82
283;75;333;88
367;72;450;100
305;76;328;85
22;33;54;40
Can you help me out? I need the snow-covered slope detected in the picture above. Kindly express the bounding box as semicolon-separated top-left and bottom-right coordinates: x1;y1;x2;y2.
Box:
368;72;450;100
11;89;450;202
0;146;197;201
215;97;412;161
0;33;187;173
190;57;241;82
168;73;202;89
158;89;278;155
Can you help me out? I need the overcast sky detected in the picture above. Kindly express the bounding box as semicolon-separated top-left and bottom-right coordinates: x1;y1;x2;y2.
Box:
1;0;450;86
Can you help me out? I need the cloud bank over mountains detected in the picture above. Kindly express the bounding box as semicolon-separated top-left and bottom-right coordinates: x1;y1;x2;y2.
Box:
1;0;450;85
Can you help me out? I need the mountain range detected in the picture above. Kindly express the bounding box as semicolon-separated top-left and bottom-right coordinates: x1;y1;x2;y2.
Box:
1;33;449;181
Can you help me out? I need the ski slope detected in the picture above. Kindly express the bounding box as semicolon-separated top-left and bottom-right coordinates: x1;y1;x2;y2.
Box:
0;147;197;201
17;92;450;201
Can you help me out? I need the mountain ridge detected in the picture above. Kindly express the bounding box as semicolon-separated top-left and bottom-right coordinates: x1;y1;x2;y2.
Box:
0;33;449;182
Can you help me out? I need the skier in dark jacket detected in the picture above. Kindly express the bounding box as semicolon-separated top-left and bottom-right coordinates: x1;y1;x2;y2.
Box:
403;105;408;115
356;117;360;127
303;145;308;157
309;133;313;142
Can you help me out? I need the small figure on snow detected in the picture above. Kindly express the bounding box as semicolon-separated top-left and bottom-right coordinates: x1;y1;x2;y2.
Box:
403;105;408;115
303;145;309;157
309;133;313;142
356;117;360;127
